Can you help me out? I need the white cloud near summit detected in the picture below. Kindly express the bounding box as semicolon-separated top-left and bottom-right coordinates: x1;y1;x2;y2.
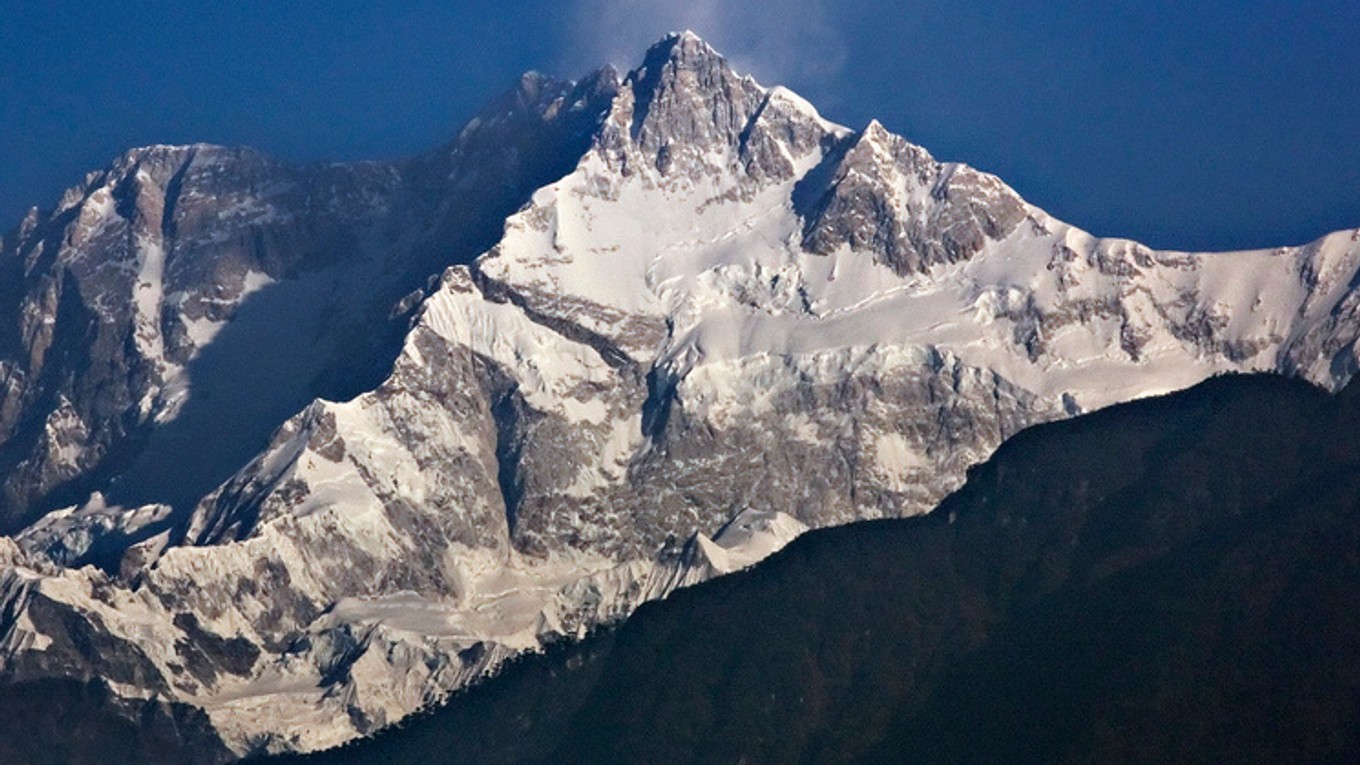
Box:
558;0;847;90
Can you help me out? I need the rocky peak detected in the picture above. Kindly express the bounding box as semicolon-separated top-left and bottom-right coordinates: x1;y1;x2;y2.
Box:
423;66;618;185
582;32;836;190
799;119;1027;274
457;72;576;139
613;31;768;177
649;30;726;70
855;119;931;165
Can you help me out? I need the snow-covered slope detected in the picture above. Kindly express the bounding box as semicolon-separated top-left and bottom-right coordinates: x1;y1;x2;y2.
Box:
2;31;1359;756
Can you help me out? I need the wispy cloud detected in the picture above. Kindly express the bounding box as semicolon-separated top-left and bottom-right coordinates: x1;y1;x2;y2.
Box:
556;0;847;90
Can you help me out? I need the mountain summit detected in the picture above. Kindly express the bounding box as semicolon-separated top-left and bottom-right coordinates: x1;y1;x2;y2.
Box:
1;33;1358;757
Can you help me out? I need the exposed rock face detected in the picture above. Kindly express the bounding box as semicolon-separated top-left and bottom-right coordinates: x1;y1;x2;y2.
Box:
597;31;829;192
800;120;1029;274
0;143;392;528
1;31;1359;756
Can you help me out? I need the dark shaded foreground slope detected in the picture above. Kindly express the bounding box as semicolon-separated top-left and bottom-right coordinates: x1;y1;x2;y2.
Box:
0;678;232;765
274;373;1360;765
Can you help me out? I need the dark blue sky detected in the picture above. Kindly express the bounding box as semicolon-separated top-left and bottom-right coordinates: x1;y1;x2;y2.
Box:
2;1;1357;251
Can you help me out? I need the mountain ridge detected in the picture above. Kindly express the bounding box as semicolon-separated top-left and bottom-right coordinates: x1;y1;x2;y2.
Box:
267;373;1360;765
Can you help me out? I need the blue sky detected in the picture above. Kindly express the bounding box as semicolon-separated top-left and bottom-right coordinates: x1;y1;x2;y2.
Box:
2;1;1357;251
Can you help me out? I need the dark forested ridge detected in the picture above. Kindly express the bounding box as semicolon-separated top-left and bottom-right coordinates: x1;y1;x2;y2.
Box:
0;678;231;765
270;373;1360;764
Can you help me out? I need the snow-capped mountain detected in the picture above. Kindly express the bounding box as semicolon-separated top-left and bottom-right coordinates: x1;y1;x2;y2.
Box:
2;31;1359;756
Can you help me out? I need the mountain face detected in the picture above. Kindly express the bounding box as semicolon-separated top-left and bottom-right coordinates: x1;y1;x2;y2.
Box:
0;70;618;537
272;374;1360;765
0;31;1359;756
